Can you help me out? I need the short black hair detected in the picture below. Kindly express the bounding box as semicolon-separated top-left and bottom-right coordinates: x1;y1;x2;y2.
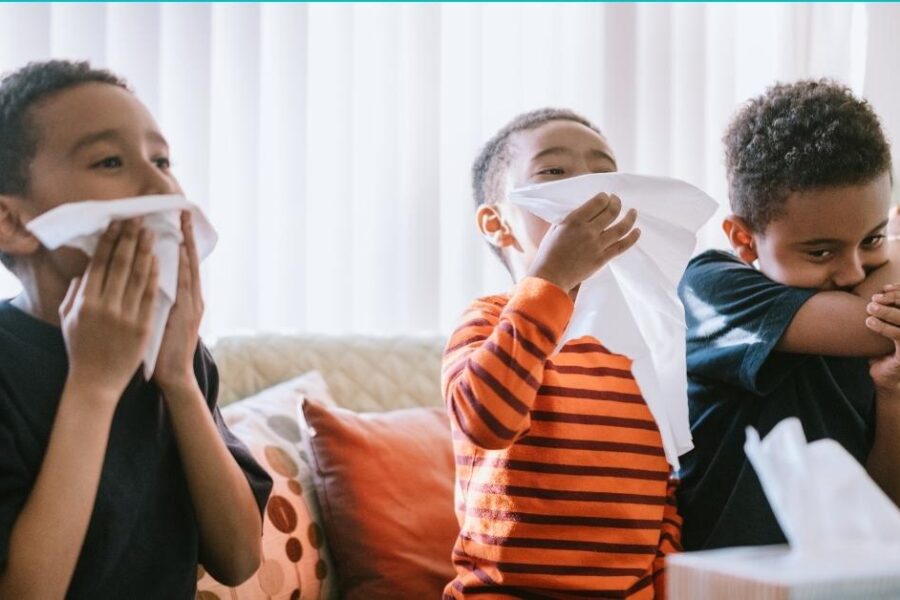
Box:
724;79;892;232
0;60;128;196
472;107;604;209
0;60;127;270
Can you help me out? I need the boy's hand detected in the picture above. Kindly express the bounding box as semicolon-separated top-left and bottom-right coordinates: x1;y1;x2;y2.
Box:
154;212;204;395
528;193;640;293
865;284;900;392
60;219;158;403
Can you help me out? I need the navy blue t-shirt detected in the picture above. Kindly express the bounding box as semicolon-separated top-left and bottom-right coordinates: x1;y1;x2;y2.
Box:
0;299;272;598
677;250;876;550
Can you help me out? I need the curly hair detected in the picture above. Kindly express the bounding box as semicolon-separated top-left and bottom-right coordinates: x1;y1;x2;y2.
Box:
472;107;604;209
0;60;127;270
0;60;128;196
724;79;892;232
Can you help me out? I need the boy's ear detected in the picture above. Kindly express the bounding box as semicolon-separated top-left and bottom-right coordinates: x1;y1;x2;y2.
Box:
722;214;758;264
476;204;519;250
0;196;40;259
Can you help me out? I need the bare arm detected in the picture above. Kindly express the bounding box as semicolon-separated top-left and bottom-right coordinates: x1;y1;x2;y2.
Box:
0;386;116;599
862;286;900;504
867;387;900;505
0;221;158;598
153;213;262;585
162;382;262;585
776;292;893;356
776;243;900;357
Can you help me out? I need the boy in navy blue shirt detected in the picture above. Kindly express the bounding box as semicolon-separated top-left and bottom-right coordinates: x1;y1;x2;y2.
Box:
0;61;271;598
679;80;900;550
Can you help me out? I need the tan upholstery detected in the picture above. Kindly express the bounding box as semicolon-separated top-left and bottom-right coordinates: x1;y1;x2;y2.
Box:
209;333;447;412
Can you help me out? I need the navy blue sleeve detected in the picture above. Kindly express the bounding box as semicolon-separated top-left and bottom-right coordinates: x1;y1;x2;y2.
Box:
194;343;273;517
678;250;817;395
0;402;27;570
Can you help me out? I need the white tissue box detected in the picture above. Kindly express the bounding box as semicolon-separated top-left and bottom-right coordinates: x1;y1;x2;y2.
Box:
668;545;900;599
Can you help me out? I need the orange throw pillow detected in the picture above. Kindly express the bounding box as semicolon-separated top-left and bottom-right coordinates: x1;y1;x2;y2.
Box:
300;400;457;600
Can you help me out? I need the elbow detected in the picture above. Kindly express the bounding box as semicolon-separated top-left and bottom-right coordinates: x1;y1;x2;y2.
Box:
456;416;522;451
202;537;262;587
466;430;517;451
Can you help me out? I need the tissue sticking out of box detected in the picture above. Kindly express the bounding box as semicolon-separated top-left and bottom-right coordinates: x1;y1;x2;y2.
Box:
744;417;900;555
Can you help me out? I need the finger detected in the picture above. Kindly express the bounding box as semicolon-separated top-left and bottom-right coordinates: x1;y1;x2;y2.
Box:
59;276;81;319
175;244;190;305
137;257;159;328
588;194;623;223
876;288;900;305
103;219;143;305
182;212;202;304
866;315;900;343
564;193;611;224
123;230;156;319
867;300;900;326
597;208;638;245
83;221;121;297
598;228;641;264
588;194;623;228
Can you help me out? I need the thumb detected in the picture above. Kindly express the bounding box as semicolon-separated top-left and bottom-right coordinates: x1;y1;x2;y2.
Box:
59;276;81;319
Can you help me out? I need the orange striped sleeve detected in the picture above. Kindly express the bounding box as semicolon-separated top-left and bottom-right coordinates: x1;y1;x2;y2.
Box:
442;276;574;450
652;478;683;600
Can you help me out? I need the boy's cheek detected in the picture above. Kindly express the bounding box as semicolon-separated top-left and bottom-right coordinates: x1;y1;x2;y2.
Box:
51;247;91;278
757;253;825;289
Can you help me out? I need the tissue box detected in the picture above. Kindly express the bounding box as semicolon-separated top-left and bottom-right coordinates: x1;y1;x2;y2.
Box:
668;545;900;599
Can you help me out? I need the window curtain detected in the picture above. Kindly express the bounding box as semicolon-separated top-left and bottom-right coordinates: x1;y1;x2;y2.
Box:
1;3;897;336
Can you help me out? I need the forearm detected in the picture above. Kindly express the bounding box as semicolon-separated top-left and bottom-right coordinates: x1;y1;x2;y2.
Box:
444;277;573;449
163;382;261;586
0;382;116;599
856;243;900;299
867;389;900;506
777;249;900;358
777;291;893;357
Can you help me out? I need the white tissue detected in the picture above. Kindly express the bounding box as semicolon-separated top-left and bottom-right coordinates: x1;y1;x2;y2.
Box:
26;195;217;378
508;173;717;469
745;417;900;555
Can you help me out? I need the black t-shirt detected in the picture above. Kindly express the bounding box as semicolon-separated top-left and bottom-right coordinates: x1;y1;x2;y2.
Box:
677;250;876;550
0;299;272;598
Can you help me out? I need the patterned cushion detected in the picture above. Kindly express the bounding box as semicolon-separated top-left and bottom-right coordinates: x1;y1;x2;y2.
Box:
196;372;338;600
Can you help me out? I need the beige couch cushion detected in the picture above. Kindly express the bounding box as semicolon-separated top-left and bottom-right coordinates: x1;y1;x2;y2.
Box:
209;333;446;412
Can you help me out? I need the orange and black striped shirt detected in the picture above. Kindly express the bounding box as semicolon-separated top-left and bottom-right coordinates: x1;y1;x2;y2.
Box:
443;277;682;599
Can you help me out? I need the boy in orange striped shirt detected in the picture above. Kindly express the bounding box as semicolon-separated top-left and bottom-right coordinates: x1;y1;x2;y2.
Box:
443;108;681;599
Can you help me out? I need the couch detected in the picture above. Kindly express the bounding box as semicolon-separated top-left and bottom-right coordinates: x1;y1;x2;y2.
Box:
196;332;454;600
211;333;446;412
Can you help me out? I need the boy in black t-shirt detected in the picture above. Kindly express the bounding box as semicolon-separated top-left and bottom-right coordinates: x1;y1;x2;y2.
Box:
0;61;271;598
678;79;900;550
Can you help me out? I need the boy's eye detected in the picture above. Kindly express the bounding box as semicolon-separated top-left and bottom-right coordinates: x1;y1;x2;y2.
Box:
93;156;122;169
154;157;171;170
807;249;833;259
537;168;565;176
862;234;886;248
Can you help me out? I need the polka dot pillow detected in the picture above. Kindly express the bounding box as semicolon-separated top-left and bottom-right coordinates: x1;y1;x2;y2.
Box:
197;371;338;600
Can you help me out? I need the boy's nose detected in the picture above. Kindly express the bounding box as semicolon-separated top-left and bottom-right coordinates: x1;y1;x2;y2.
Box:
831;256;866;290
137;161;179;196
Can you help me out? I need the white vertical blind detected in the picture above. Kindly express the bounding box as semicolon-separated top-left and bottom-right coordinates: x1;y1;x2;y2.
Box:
0;3;897;335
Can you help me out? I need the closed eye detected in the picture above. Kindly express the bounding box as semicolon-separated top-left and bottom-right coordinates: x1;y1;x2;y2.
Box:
536;167;564;176
92;156;122;169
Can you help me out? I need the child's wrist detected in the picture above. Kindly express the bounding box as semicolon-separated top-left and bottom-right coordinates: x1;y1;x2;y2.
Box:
156;376;203;406
62;375;121;415
525;268;573;294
